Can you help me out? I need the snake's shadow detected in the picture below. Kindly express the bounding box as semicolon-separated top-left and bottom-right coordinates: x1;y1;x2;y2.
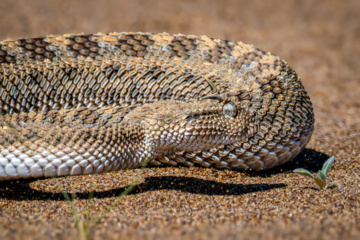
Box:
0;176;285;201
0;148;326;201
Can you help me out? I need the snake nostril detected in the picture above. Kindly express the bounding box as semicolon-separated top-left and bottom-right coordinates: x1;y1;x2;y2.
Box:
222;102;237;118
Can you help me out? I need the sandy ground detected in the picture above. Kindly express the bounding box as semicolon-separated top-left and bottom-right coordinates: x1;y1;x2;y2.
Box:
0;0;359;239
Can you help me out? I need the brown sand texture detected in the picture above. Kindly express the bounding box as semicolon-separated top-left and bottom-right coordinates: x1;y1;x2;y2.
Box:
0;0;359;239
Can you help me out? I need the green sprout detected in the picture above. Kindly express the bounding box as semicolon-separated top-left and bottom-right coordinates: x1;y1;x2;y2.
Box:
52;163;146;240
293;156;338;190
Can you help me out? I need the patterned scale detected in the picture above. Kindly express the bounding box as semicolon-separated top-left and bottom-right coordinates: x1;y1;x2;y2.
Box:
0;32;314;180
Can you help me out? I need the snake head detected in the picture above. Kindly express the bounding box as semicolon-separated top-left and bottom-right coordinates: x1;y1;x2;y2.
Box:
129;94;258;155
180;96;259;149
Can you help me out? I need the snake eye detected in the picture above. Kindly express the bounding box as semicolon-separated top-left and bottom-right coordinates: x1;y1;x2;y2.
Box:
223;102;237;118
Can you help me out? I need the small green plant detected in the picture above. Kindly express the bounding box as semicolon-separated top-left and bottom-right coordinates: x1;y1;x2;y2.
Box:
53;144;153;240
293;156;338;190
52;163;146;240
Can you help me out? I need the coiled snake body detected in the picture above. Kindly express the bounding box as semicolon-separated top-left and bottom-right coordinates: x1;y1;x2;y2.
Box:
0;32;314;180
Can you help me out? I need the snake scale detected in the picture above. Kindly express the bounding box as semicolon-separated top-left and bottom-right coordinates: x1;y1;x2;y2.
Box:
0;32;314;180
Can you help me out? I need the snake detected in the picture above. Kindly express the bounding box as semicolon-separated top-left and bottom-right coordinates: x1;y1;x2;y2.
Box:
0;32;314;180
